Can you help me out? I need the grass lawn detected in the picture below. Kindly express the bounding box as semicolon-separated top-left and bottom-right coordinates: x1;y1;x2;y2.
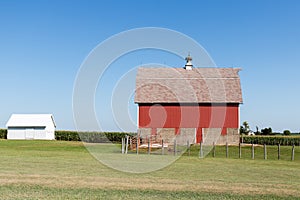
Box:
0;140;299;199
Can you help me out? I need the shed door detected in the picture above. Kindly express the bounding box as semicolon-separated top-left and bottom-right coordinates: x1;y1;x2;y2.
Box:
25;129;34;139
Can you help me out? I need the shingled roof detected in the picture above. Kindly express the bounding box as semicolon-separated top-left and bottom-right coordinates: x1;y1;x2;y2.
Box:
135;67;243;103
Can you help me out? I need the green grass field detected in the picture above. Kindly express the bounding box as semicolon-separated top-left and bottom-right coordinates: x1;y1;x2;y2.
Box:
0;140;299;199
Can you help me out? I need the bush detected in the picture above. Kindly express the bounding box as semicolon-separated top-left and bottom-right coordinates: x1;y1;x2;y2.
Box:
0;129;134;143
55;131;135;143
0;129;7;139
55;130;81;141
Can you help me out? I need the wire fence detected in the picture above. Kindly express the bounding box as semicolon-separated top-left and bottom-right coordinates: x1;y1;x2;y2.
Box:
121;136;300;161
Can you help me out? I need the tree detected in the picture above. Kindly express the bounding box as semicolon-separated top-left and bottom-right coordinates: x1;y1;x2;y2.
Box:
283;130;291;135
255;126;261;135
240;121;250;135
261;127;273;135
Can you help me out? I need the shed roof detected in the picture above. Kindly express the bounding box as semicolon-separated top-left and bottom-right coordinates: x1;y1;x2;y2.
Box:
135;67;243;103
6;114;56;128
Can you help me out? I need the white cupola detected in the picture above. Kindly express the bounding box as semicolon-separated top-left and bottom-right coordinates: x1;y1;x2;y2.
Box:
184;54;193;70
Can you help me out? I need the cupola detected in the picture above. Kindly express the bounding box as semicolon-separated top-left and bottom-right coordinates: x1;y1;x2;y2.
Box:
184;54;193;70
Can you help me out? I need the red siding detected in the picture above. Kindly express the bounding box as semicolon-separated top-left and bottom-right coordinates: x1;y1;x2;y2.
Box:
138;103;239;143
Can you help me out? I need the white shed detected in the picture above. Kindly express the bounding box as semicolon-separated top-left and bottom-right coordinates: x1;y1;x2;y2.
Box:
6;114;56;140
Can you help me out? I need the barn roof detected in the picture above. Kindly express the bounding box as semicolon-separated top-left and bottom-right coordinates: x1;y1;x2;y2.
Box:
6;114;56;128
135;67;243;103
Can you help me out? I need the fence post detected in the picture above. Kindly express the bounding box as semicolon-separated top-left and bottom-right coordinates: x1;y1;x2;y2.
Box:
226;142;228;158
147;138;151;155
125;135;129;154
264;144;267;160
251;143;254;160
239;143;241;159
136;136;139;155
187;140;190;156
213;142;216;158
174;139;177;156
121;138;124;154
278;143;280;160
199;142;203;158
291;144;295;161
161;139;164;155
130;137;132;150
121;138;123;154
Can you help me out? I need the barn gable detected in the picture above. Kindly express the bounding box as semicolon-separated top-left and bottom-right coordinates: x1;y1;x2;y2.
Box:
134;56;243;145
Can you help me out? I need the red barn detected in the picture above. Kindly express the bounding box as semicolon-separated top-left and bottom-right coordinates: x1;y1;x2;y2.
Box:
135;56;243;145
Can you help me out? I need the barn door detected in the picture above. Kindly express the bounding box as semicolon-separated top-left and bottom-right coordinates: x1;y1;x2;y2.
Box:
25;128;34;139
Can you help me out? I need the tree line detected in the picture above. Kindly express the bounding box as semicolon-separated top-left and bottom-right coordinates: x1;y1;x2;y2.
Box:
239;121;299;136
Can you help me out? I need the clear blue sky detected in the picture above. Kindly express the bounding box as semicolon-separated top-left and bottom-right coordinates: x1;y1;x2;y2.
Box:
0;0;299;132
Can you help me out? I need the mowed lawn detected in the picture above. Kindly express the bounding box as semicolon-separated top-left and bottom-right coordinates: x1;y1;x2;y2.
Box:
0;140;299;199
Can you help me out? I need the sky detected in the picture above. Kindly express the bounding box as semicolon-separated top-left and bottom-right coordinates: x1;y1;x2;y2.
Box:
0;0;299;132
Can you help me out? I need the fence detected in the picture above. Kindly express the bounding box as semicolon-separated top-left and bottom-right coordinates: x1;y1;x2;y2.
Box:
1;128;299;161
203;143;299;161
121;136;300;161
